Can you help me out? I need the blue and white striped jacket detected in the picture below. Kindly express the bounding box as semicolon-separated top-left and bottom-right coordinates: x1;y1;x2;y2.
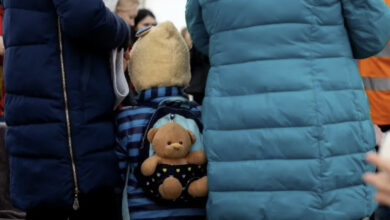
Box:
116;86;205;220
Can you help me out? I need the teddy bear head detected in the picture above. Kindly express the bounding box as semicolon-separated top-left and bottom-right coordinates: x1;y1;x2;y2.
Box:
129;21;191;92
147;122;196;159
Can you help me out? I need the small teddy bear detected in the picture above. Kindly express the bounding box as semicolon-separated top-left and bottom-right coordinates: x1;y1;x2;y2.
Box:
140;122;208;201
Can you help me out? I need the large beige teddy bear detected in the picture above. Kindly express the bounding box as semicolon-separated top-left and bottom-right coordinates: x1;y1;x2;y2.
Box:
129;21;191;92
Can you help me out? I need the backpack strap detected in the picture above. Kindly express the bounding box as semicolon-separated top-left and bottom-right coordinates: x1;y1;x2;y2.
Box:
122;164;131;220
158;97;191;109
140;96;191;109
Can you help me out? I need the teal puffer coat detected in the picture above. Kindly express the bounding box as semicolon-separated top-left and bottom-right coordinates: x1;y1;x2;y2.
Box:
186;0;390;219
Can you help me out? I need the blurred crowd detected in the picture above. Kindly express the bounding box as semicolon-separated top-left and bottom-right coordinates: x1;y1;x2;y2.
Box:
1;0;390;220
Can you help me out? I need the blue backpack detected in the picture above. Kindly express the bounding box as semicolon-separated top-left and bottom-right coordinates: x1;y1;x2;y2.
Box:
135;97;207;204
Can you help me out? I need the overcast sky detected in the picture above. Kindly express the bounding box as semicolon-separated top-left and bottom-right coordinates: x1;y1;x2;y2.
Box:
103;0;187;30
144;0;187;30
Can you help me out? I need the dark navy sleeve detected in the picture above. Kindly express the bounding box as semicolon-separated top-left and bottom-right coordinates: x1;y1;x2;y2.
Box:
52;0;130;50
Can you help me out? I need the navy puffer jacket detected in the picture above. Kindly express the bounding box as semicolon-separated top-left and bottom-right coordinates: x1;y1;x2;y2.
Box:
3;0;129;210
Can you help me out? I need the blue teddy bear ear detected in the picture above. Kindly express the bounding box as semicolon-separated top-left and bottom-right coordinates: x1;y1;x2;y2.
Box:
136;26;153;38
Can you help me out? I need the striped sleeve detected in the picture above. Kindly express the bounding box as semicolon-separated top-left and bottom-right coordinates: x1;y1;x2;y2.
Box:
115;109;132;178
115;107;155;176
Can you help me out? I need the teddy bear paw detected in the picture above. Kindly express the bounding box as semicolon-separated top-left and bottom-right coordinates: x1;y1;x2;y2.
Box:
188;176;208;198
159;176;183;200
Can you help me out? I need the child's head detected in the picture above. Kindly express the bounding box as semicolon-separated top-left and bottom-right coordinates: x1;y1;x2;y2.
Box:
116;0;139;27
129;21;191;92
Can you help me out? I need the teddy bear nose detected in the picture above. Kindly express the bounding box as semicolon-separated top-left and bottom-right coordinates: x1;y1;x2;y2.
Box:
171;143;182;150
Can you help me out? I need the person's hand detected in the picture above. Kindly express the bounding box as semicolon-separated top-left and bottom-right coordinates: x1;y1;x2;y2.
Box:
124;48;130;60
123;48;130;71
375;125;383;146
0;36;5;56
123;50;130;70
364;152;390;206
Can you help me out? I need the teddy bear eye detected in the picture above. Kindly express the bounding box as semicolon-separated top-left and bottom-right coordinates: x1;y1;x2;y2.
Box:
179;141;183;145
167;141;172;145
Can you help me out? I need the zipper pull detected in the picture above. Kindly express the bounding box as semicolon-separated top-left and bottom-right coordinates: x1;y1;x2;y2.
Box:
72;194;80;210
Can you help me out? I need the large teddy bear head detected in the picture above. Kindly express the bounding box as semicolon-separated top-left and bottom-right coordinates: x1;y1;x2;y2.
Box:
147;122;196;159
129;21;191;92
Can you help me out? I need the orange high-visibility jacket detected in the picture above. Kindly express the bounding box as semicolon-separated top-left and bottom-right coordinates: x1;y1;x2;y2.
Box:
359;0;390;125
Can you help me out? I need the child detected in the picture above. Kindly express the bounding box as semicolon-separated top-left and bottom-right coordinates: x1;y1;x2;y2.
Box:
115;22;206;220
115;0;139;27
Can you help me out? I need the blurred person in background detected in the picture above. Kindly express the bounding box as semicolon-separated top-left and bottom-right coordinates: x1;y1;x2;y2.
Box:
181;27;209;104
135;9;157;31
359;1;390;219
103;0;119;12
3;0;130;219
186;0;390;219
132;9;157;43
115;0;139;28
359;0;390;146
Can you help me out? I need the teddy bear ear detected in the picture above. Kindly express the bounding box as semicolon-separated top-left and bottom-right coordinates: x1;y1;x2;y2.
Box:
136;26;152;38
187;130;196;144
147;128;159;142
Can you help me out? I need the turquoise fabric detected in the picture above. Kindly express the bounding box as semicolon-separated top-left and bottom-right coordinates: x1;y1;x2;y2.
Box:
186;0;390;219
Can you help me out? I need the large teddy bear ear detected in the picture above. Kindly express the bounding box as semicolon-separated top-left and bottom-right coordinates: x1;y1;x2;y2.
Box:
187;130;196;144
147;128;159;142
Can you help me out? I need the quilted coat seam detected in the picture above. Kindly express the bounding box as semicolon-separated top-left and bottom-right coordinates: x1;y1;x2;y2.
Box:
4;7;49;14
203;87;365;98
306;3;324;214
210;182;367;194
206;118;371;131
209;151;369;162
214;22;341;35
213;56;353;67
6;42;48;48
6;92;61;100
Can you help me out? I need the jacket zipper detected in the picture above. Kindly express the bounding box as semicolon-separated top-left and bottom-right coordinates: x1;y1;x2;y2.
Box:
57;17;80;211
